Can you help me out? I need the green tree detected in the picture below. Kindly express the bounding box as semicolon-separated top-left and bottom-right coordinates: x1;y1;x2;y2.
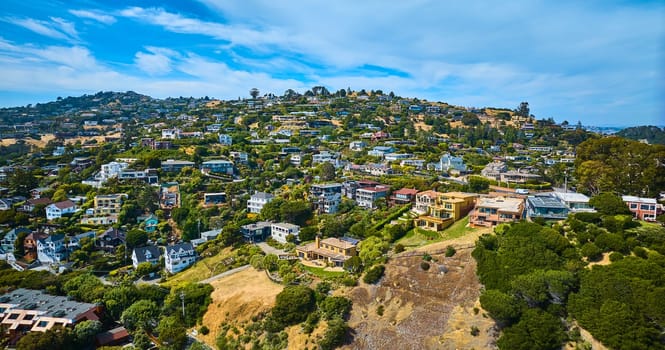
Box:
73;320;103;347
319;296;352;320
497;309;565;350
319;162;336;181
121;300;160;332
479;289;522;327
16;327;74;350
125;229;148;248
157;316;187;350
267;286;316;331
589;192;631;216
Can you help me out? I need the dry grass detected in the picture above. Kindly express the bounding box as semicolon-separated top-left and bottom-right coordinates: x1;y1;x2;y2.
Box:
0;133;121;148
198;268;284;348
162;247;234;287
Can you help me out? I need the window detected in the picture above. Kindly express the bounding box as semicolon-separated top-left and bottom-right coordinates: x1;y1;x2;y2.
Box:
37;321;48;327
640;204;650;210
24;314;34;320
8;313;18;319
630;204;637;209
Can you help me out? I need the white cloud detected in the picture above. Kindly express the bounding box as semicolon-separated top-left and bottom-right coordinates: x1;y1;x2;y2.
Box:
69;10;116;25
134;47;177;75
3;17;79;42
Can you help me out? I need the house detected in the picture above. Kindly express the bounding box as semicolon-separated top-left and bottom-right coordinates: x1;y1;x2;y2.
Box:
349;141;367;151
431;153;468;174
552;192;595;213
201;160;234;175
83;161;129;188
118;169;159;185
500;171;542;184
20;197;52;213
312;151;340;165
622;196;658;221
96;326;131;348
230;151;248;164
29;187;49;199
525;195;569;220
469;197;525;227
161;128;180;139
37;234;67;264
96;228;125;252
296;236;359;267
80;216;118;225
1;228;30;253
23;232;47;261
160;182;180;209
161;160;195;173
384;153;413;162
93;194;126;216
248;192;274;214
241;222;272;242
341;180;380;200
390;188;419;205
132;246;161;269
367;146;395;158
413;191;477;232
203;193;226;206
45;200;77;221
481;161;507;181
355;185;390;209
142;214;159;233
164;242;197;274
218;134;232;146
310;183;343;214
0;289;99;346
271;222;300;243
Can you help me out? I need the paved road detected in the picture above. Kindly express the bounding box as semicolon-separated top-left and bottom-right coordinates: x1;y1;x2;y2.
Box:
199;264;250;284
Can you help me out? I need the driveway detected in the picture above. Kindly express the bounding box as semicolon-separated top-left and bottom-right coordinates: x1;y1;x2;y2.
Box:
256;242;288;256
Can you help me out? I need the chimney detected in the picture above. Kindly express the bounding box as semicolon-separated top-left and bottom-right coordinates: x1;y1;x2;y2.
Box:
315;235;320;249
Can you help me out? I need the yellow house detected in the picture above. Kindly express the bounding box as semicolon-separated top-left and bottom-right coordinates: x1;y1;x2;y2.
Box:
296;236;359;267
414;191;477;231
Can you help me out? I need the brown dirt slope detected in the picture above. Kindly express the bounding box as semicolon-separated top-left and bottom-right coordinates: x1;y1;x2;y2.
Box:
345;233;496;350
198;268;284;347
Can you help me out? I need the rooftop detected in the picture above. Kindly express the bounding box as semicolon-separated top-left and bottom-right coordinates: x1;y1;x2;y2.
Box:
0;288;97;319
527;195;567;209
476;197;524;212
622;195;657;204
553;192;591;203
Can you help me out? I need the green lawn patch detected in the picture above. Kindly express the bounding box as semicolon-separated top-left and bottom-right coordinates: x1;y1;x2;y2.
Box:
162;248;236;287
301;265;347;279
396;217;478;248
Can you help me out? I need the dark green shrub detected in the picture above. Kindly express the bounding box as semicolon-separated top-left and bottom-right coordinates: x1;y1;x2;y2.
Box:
363;265;385;284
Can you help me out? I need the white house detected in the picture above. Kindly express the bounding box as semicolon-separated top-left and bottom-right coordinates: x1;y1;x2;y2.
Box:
271;223;300;243
83;161;129;188
37;234;67;264
45;200;77;221
431;153;468;173
349;141;367;151
161;128;180;140
132;246;162;269
247;192;275;214
218;134;232;145
164;242;197;274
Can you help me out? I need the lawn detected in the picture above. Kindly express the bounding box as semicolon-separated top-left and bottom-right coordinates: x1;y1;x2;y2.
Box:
301;264;348;279
162;247;235;287
397;217;478;248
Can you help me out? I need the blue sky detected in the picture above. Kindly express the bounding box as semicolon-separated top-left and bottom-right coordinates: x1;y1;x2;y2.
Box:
0;0;663;126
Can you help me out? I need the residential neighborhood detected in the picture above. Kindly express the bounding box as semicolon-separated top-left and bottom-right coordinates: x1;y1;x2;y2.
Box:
0;89;663;350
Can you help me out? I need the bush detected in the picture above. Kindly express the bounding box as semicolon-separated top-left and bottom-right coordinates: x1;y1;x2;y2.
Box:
633;246;648;259
341;276;358;287
608;252;624;262
420;261;430;271
470;325;480;336
394;243;405;253
445;245;456;257
423;253;432;262
376;305;384;316
363;265;385;284
580;242;602;261
199;325;209;335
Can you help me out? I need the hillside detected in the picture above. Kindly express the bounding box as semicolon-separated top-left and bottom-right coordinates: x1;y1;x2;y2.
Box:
616;125;665;144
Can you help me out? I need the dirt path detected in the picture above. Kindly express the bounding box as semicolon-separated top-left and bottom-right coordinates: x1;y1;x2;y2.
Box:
199;264;250;284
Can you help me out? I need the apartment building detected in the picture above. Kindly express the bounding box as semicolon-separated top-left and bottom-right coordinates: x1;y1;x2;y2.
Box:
270;222;300;243
247;192;274;214
296;236;359;267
